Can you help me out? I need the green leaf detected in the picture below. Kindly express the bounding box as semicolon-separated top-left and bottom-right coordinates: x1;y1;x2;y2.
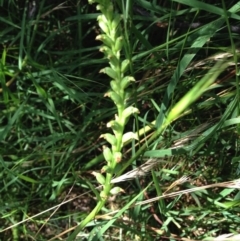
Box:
18;174;38;184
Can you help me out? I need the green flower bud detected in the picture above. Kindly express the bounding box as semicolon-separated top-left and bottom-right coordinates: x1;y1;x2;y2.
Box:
110;80;120;93
100;67;118;80
103;145;113;163
121;59;129;73
114;152;122;163
122;106;139;120
100;133;117;146
97;13;108;24
114;36;123;53
107;120;123;134
111;14;122;30
110;186;125;195
124;89;133;103
99;46;113;57
120;76;135;89
91;171;106;185
97;15;109;34
106;91;123;106
122;132;138;144
96;3;114;21
96;34;114;47
109;55;120;72
96;4;102;11
104;4;114;21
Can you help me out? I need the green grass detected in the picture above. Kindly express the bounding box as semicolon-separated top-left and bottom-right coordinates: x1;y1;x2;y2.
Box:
1;0;240;240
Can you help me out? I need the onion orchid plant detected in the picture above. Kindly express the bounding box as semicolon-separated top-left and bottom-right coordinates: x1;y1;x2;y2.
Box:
67;0;138;238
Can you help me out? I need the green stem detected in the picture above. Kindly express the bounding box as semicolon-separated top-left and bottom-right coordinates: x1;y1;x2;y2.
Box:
66;200;106;240
66;172;113;240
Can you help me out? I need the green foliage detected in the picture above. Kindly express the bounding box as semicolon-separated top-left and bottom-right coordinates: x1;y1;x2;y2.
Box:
1;0;240;240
